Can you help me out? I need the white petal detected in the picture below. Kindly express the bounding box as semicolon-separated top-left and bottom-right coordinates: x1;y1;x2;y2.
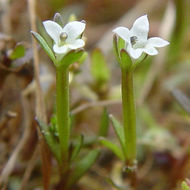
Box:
148;37;169;47
143;46;158;55
68;39;85;49
113;27;130;42
127;45;143;59
53;44;69;54
63;21;85;41
130;15;149;41
43;20;62;44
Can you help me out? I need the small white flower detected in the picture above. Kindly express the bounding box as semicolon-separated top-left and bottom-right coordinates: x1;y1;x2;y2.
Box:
43;20;86;55
113;15;169;59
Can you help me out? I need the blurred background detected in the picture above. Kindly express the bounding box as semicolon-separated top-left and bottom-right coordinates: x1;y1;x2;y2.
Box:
0;0;190;189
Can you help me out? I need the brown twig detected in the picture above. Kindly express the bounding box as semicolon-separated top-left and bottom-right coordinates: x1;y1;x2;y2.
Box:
71;99;121;115
20;144;40;190
0;93;32;188
28;0;51;189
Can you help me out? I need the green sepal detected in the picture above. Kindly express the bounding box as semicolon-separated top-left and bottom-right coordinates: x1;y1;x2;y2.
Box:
57;49;84;68
131;53;147;71
31;31;56;63
70;135;84;162
35;118;61;163
99;137;125;161
9;44;25;60
109;115;126;157
98;108;109;137
67;149;100;187
120;49;132;71
182;181;190;190
117;37;125;54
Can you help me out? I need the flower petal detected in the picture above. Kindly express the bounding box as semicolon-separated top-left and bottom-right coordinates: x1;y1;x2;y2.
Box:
68;39;85;49
127;45;143;59
143;46;158;56
43;20;62;44
112;27;130;43
53;44;69;54
130;15;149;41
63;21;86;41
148;37;169;47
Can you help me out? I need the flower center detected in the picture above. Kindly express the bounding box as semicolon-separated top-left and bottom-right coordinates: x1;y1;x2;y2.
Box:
130;36;146;49
130;36;138;46
59;32;68;46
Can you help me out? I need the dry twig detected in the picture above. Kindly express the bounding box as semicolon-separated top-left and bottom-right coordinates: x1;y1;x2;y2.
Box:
28;0;51;189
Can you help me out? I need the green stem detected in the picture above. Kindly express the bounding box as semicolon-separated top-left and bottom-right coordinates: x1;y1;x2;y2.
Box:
121;69;136;165
56;65;70;162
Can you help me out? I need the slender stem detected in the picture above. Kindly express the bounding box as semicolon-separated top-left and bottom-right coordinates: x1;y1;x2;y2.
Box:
56;65;70;162
121;69;136;166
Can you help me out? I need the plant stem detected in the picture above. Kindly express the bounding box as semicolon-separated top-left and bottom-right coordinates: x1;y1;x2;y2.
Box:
56;65;70;162
121;69;136;166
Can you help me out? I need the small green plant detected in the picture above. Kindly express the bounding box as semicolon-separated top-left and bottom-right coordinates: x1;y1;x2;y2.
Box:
32;13;99;189
100;15;169;171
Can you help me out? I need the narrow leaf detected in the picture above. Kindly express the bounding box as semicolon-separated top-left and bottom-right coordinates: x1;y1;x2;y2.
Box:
67;149;99;187
99;138;125;161
109;115;126;157
9;44;25;60
70;135;84;161
98;108;109;137
35;118;61;163
31;31;56;63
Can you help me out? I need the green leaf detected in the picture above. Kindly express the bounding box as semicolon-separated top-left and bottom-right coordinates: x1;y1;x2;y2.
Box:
109;115;126;157
67;149;99;187
35;118;61;163
99;138;125;161
90;48;110;84
182;181;190;190
31;31;56;63
70;135;84;162
120;49;132;71
98;108;109;137
9;44;25;60
58;49;84;68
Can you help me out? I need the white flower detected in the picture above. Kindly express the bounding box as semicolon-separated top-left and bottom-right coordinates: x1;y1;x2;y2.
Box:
43;20;86;55
113;15;169;59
